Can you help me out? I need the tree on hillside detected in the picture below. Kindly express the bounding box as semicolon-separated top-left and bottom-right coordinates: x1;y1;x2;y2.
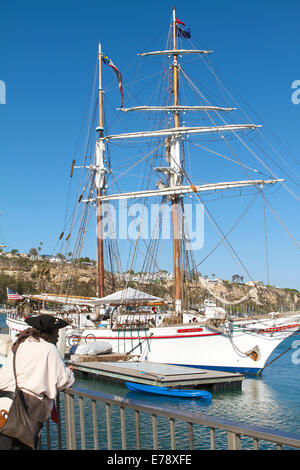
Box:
29;248;38;257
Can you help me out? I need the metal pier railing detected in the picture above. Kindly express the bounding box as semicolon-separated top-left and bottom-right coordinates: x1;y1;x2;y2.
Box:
41;386;300;451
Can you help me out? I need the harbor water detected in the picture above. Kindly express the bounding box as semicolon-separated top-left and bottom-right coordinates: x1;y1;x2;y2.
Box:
1;314;300;449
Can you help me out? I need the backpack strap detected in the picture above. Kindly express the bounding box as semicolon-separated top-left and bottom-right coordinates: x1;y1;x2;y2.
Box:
12;344;20;392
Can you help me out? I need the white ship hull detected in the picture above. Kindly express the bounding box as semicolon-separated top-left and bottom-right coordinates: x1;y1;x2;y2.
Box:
6;312;300;374
77;319;300;374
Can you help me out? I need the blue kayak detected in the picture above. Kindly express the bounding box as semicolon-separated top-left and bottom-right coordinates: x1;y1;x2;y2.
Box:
125;382;212;399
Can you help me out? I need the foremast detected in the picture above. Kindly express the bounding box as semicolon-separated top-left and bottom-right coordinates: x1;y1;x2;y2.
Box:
95;42;106;298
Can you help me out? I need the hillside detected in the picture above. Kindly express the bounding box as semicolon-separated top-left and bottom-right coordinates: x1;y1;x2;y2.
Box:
0;255;299;313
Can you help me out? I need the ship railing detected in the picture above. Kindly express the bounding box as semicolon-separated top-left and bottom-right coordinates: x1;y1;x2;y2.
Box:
5;310;20;321
41;386;300;451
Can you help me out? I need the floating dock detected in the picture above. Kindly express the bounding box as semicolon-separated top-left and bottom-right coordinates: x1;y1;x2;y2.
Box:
67;355;244;391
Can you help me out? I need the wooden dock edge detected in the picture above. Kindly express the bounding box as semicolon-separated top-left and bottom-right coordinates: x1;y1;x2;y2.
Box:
67;359;245;391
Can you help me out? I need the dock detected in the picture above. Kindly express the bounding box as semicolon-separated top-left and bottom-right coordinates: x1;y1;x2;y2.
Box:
67;355;244;391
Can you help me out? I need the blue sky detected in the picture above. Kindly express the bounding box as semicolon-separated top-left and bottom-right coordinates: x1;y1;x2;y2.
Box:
0;0;299;290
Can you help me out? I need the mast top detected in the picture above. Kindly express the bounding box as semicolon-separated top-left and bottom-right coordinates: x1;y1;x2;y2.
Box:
97;42;104;136
172;6;176;21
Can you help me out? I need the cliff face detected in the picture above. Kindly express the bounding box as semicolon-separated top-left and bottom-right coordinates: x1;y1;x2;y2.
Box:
0;256;299;312
0;256;98;300
193;280;300;313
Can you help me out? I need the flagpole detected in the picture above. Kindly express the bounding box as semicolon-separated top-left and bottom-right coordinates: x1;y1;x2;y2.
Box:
171;6;182;315
96;42;105;299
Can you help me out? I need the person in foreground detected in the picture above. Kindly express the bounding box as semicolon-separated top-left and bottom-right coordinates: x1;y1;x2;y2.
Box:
0;314;75;450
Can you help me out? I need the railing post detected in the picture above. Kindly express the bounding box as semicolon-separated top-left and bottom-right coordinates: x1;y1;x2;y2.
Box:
79;396;86;450
92;400;98;450
135;409;141;450
227;431;241;450
170;418;176;450
210;428;216;450
253;437;259;450
152;414;158;449
64;392;77;450
120;406;126;450
106;403;112;450
56;394;62;450
188;422;194;450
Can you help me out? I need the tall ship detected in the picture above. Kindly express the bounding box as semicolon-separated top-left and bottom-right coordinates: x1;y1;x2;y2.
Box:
6;8;300;374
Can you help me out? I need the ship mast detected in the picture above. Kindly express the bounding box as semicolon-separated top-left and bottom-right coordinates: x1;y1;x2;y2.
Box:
89;11;282;310
96;42;105;298
171;7;182;315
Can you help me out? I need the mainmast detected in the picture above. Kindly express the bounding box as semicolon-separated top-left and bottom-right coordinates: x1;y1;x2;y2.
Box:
96;42;105;298
171;6;183;315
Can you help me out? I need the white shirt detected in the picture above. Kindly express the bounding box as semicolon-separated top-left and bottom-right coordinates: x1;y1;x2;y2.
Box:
0;336;75;415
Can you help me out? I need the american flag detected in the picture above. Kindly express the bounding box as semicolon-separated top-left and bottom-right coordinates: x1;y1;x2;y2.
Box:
7;287;23;301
